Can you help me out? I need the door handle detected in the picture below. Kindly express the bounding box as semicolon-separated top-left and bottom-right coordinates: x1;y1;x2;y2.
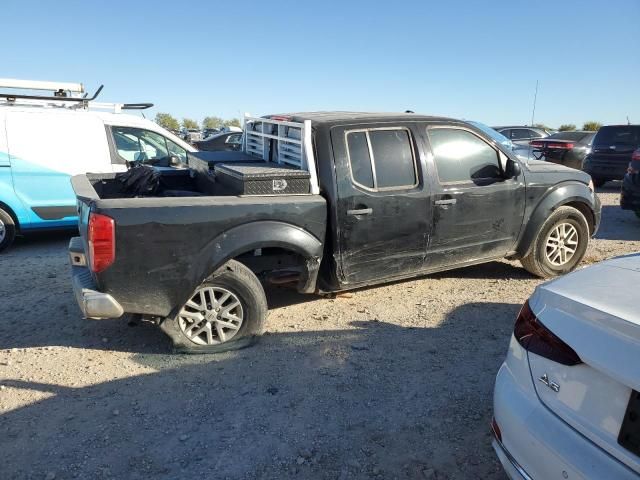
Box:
347;208;373;216
434;199;457;206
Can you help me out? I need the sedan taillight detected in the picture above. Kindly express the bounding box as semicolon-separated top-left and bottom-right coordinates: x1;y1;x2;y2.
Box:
514;300;582;366
547;142;574;149
88;212;115;273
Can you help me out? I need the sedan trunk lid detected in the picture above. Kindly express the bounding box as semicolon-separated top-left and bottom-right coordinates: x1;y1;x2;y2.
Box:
528;254;640;472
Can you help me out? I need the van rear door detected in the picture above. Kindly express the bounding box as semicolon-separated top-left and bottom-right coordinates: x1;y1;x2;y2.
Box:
6;110;111;227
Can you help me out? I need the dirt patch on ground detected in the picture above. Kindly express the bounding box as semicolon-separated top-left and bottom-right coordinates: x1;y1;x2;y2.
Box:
0;186;638;479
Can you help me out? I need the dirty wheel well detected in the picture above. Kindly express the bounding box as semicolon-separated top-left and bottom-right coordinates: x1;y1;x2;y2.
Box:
564;201;595;235
233;247;307;284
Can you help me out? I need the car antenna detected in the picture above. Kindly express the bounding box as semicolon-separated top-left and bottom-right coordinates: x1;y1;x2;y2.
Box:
530;79;539;127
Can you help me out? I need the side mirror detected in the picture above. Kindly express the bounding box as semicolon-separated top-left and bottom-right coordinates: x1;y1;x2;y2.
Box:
505;159;522;178
169;154;182;167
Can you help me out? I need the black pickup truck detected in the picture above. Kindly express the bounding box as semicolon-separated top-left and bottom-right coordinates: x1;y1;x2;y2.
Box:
69;112;601;352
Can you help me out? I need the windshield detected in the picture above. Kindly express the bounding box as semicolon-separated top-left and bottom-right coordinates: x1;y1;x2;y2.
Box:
467;121;513;148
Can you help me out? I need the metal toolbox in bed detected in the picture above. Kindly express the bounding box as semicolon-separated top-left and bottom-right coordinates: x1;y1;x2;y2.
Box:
214;162;311;195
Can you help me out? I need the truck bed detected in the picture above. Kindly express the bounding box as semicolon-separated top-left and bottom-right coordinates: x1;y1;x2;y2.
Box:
71;170;327;317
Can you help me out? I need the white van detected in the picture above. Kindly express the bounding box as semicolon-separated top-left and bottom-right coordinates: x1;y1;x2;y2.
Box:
0;79;195;251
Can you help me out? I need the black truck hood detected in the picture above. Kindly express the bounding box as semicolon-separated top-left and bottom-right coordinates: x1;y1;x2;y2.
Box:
524;159;591;185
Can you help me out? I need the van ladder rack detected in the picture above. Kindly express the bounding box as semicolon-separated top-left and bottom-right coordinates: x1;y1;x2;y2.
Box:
0;85;104;103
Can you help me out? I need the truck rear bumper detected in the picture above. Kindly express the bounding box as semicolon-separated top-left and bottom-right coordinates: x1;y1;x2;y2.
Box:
69;237;123;319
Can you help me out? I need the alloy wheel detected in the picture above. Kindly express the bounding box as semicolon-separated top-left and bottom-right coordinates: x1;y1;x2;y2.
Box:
178;286;244;345
545;222;579;266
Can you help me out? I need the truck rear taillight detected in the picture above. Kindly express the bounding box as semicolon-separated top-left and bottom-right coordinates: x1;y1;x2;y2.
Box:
88;212;115;273
513;300;582;366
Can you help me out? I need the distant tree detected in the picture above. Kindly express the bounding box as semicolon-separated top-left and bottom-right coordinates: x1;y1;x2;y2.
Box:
182;118;199;130
558;124;577;131
223;118;242;128
202;116;224;129
582;121;602;131
534;123;552;131
155;113;180;131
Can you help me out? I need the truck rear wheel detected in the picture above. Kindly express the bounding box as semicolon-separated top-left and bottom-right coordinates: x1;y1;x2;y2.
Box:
160;259;267;353
520;206;589;278
0;208;16;253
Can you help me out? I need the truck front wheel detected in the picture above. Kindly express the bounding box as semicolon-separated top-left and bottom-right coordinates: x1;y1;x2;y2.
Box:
520;206;590;278
0;208;16;253
160;259;267;353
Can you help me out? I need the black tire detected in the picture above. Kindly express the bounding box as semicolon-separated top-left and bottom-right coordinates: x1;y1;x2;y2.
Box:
592;177;607;188
0;208;16;253
520;206;590;278
160;259;267;353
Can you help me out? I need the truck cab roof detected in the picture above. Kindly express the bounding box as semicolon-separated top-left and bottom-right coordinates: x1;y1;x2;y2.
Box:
267;111;456;127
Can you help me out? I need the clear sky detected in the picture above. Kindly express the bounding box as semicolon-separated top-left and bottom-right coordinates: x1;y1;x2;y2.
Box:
3;0;639;127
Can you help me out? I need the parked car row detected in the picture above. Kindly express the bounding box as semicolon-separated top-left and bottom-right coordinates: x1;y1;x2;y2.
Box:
182;125;243;145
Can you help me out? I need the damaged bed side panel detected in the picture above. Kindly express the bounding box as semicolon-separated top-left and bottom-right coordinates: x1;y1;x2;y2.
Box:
90;194;327;316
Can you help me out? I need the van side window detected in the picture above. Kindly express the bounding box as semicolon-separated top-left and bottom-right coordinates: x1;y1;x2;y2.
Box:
346;128;417;191
111;127;187;164
428;127;501;184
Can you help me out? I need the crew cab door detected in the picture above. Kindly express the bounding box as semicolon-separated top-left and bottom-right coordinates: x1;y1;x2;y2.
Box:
331;124;431;286
424;125;525;268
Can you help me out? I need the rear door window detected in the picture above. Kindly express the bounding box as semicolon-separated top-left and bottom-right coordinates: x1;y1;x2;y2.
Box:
346;128;417;190
428;127;502;184
346;131;374;188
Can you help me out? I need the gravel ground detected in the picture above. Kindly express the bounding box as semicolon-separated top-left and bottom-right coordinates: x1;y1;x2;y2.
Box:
0;186;638;480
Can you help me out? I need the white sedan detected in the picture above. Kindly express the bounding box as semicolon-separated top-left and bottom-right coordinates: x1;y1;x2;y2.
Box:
492;253;640;479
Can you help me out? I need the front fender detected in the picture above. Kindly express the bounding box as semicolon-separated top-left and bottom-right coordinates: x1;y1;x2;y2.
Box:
180;221;324;305
516;182;598;258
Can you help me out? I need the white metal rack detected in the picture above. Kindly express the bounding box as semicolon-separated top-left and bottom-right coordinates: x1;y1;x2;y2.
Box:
243;115;319;194
0;78;84;93
0;78;152;114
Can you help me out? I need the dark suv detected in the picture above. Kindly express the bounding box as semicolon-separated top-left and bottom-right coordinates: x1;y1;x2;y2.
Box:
583;125;640;187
